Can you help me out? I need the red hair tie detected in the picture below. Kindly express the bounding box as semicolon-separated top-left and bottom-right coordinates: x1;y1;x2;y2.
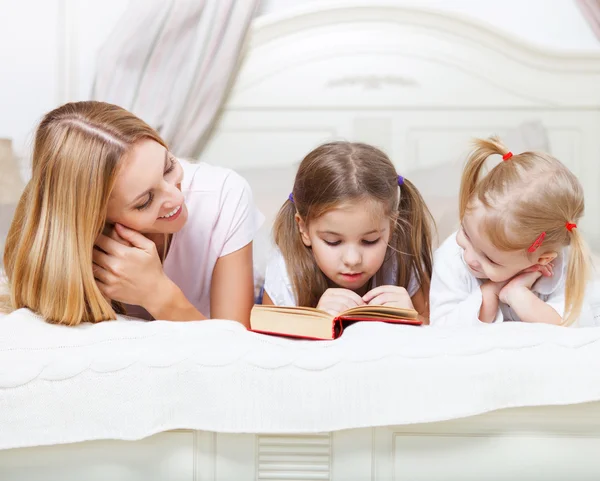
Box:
502;152;513;161
566;222;577;232
528;232;546;253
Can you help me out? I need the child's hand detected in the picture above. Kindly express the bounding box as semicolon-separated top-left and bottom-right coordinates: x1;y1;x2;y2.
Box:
498;263;554;306
479;280;508;323
362;285;415;310
481;279;508;296
522;263;554;278
316;288;366;316
499;270;544;305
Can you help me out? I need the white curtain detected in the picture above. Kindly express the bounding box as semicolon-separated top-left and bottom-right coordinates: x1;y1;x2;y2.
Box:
577;0;600;40
92;0;258;157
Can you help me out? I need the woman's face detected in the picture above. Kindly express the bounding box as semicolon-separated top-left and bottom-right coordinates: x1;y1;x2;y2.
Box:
106;139;188;234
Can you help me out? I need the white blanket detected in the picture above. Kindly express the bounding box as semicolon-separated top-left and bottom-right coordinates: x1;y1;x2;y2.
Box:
2;308;600;450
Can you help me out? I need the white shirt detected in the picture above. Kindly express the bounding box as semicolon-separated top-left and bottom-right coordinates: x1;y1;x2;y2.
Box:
430;232;598;327
264;249;420;307
127;160;264;319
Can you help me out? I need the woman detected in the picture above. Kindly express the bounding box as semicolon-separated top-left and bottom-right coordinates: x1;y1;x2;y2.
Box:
2;101;262;326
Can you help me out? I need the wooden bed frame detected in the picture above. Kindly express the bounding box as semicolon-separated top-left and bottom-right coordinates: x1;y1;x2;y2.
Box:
4;403;600;480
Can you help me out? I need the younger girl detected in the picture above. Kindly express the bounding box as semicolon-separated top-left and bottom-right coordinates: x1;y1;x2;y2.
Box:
262;141;435;322
430;136;595;327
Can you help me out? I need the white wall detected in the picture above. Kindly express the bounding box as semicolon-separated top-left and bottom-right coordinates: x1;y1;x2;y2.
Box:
0;0;128;162
0;0;598;162
259;0;600;52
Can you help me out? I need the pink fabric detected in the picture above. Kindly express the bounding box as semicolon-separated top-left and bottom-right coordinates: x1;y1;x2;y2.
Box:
127;160;263;319
163;160;263;317
92;0;258;157
577;0;600;40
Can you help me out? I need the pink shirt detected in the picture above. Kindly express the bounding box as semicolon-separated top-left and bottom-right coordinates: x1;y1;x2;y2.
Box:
128;160;263;319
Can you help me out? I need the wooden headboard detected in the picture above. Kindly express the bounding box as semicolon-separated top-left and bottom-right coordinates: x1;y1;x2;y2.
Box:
201;3;600;245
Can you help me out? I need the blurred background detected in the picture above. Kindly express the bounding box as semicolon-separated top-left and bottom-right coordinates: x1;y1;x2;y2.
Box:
1;0;598;163
1;0;600;272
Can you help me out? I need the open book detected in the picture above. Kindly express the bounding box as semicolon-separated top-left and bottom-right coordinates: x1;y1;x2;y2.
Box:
250;304;421;340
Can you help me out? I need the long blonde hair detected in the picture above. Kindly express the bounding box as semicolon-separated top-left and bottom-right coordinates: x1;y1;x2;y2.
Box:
459;136;588;325
1;101;168;325
273;141;435;308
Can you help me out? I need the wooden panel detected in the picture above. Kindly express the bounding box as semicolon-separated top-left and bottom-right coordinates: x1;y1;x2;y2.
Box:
257;434;331;480
373;403;600;481
392;433;600;481
0;432;194;481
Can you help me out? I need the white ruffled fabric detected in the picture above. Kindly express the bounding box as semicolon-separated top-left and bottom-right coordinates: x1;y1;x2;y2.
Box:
3;308;600;449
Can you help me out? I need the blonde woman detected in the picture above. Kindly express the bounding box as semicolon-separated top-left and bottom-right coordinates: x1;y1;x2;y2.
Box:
2;101;262;326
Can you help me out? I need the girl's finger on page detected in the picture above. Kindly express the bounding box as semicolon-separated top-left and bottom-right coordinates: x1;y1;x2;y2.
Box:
367;293;399;306
362;285;399;302
336;289;366;306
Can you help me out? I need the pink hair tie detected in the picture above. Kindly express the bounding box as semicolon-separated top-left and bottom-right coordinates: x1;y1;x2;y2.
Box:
502;152;513;161
566;222;577;232
528;232;546;253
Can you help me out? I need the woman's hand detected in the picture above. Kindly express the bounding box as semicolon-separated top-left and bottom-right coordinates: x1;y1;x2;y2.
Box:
93;223;170;308
362;285;415;310
316;288;365;316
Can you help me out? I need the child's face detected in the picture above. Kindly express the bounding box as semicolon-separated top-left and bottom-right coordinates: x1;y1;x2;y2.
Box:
296;199;391;293
456;204;544;282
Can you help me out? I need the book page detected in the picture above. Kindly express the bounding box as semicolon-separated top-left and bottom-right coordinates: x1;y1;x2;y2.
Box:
250;305;335;339
252;305;332;321
340;305;417;319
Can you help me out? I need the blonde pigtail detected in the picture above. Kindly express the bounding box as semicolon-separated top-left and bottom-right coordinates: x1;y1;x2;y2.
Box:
459;136;510;218
563;226;590;326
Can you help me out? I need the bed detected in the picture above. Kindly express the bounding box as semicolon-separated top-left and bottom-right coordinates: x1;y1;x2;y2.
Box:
3;3;600;480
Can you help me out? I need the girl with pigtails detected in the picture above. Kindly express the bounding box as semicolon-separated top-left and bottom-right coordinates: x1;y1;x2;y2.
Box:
430;136;596;327
262;141;435;323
